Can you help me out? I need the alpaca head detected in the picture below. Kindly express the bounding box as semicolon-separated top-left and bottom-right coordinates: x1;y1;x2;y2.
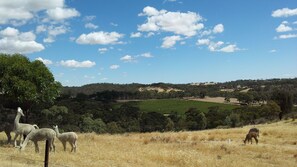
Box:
17;107;24;116
53;125;58;129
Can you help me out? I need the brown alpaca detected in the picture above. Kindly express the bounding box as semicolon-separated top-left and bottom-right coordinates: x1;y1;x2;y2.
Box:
244;131;258;144
249;128;259;137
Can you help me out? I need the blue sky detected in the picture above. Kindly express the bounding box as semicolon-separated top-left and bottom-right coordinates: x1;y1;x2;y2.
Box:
0;0;296;86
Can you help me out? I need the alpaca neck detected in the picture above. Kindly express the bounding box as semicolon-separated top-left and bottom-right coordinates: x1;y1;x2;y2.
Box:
55;128;61;137
14;113;21;127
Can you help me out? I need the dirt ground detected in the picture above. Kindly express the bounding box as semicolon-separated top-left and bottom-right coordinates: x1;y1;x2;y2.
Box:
185;96;239;105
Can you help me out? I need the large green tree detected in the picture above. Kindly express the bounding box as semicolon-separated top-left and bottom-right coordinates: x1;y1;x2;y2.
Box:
0;54;61;119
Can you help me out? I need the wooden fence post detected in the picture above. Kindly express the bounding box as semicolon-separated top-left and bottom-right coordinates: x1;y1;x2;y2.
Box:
44;140;49;167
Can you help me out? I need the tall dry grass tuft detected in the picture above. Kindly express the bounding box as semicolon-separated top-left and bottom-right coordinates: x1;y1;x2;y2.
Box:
0;119;297;167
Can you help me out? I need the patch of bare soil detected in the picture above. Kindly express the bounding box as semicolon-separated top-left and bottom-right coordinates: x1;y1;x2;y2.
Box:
185;96;239;105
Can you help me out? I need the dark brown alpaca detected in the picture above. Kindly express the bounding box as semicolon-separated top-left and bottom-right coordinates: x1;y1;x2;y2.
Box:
249;128;259;137
244;131;258;144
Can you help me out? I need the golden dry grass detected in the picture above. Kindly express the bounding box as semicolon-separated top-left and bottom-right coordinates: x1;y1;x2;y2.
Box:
1;119;297;167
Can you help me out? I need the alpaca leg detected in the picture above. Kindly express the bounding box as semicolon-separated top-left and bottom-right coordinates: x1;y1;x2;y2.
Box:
19;134;24;146
73;141;77;152
254;137;258;144
62;142;66;151
51;139;55;152
13;134;19;147
4;130;11;144
34;141;39;153
70;142;74;152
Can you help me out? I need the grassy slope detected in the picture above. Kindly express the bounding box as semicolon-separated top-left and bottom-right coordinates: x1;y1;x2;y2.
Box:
1;119;297;167
136;99;236;114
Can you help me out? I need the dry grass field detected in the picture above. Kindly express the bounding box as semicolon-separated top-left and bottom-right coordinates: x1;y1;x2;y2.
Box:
1;119;297;167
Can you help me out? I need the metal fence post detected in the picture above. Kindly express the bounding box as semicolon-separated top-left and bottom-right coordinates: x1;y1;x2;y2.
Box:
44;140;49;167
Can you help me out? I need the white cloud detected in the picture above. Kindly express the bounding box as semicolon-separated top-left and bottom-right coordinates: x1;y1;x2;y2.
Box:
110;22;118;27
46;7;80;21
270;49;277;53
98;48;108;54
60;60;96;68
219;44;239;53
84;15;96;21
110;64;120;70
0;27;44;54
43;37;54;43
36;25;68;43
146;32;155;38
141;52;153;58
35;57;53;65
48;25;68;36
85;23;98;29
272;8;297;18
36;25;47;33
196;38;240;53
278;34;297;39
213;24;224;34
120;55;134;62
196;39;210;45
200;30;212;36
208;41;224;52
130;32;142;38
161;35;182;48
139;6;160;16
276;23;292;32
0;0;78;25
76;31;124;45
138;6;204;37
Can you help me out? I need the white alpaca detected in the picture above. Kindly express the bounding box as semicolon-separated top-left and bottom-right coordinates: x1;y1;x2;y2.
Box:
53;125;78;152
20;128;56;153
13;107;39;147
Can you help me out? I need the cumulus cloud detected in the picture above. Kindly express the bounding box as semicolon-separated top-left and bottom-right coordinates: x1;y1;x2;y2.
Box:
141;52;153;58
130;32;142;38
272;8;297;17
36;25;68;43
213;24;224;34
98;48;108;54
278;34;297;39
196;38;240;53
60;60;96;68
85;23;98;29
196;39;210;45
120;55;135;62
0;27;44;54
110;64;120;70
276;22;293;32
46;7;80;21
76;31;124;45
161;35;182;48
35;57;53;65
208;41;224;52
138;6;204;37
219;44;239;53
0;0;79;25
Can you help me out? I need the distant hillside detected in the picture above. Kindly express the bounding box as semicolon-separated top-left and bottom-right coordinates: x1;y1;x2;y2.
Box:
61;78;297;104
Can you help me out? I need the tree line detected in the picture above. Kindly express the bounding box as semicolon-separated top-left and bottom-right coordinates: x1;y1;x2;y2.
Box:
0;54;296;134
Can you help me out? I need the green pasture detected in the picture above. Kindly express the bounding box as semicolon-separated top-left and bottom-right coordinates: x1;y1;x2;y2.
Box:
130;99;236;115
